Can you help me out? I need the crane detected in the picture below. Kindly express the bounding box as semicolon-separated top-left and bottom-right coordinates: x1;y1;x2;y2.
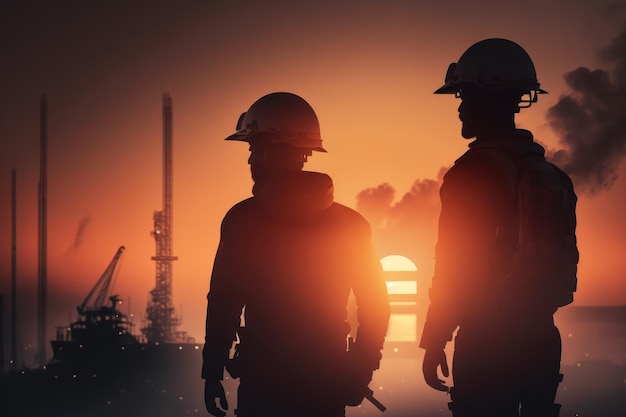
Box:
66;245;138;347
77;245;125;315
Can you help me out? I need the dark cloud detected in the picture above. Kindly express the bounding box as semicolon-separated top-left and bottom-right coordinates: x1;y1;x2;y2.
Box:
546;22;626;194
604;2;626;16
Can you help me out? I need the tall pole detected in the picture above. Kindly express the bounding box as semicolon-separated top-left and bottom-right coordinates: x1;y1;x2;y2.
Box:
0;295;4;374
37;95;48;367
11;168;17;370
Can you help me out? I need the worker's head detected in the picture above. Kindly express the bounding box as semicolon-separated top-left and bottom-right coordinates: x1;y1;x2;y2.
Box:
225;92;326;181
456;84;526;139
434;38;547;139
247;138;309;182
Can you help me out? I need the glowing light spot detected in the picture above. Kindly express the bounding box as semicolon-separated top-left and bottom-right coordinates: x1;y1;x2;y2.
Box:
386;281;417;295
380;255;417;271
393;347;399;353
178;345;183;350
194;345;200;350
179;396;184;400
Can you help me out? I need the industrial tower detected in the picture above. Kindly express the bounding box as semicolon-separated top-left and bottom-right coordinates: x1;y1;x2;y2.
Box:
38;95;48;366
142;94;190;344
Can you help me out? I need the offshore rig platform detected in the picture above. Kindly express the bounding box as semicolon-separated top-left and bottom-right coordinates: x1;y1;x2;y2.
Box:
1;94;205;417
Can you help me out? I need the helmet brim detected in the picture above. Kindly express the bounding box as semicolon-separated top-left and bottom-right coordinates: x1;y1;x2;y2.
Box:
433;83;457;94
224;132;327;152
433;84;549;95
224;132;249;142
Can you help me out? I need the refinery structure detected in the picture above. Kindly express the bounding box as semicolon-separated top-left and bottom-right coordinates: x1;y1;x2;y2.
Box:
6;93;193;370
1;94;203;417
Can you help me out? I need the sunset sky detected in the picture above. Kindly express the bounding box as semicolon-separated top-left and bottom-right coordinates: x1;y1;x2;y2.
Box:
1;0;625;355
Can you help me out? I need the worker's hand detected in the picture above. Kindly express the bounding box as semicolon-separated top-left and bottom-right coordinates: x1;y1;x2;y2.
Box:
204;379;228;417
422;348;450;392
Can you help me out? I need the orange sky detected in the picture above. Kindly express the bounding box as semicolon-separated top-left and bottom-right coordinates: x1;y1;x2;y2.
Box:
1;0;625;353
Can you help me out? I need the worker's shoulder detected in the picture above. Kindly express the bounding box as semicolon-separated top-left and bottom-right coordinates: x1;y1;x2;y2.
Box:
325;201;371;229
447;145;519;185
224;196;255;213
221;197;258;225
327;201;362;217
456;145;515;169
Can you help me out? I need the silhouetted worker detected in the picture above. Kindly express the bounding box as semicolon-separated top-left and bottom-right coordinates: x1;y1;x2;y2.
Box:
420;39;579;417
202;92;390;417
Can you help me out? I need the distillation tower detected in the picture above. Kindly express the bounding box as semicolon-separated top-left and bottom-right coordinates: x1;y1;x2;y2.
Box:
142;94;191;343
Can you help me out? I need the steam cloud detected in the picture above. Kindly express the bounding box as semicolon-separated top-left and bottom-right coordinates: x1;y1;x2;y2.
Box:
547;21;626;194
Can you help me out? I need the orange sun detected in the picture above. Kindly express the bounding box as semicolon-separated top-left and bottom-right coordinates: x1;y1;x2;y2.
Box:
380;254;418;272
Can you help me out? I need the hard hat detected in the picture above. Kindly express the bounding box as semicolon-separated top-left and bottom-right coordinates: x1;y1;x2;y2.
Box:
434;38;547;99
225;92;326;152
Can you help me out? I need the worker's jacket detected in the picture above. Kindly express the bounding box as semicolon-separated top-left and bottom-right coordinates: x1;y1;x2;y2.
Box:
202;171;389;385
420;129;577;350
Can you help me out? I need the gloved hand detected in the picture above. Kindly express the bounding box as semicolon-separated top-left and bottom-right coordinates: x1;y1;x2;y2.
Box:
204;379;228;417
422;348;450;392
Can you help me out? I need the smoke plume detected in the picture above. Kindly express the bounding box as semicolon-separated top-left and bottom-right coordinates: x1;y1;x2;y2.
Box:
547;21;626;194
356;183;395;230
356;169;446;272
70;215;91;251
